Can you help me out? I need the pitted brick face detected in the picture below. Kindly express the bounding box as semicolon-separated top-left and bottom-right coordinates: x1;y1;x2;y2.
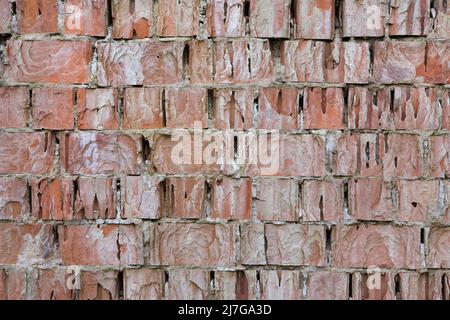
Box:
0;0;448;301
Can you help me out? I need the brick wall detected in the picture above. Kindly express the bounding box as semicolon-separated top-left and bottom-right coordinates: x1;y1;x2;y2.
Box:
0;0;449;300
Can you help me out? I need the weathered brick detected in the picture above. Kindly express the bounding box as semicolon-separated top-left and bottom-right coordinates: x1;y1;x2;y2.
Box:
58;224;143;266
0;87;29;129
429;135;450;177
112;0;152;39
389;0;430;36
429;0;450;39
74;178;116;220
258;88;299;130
359;133;385;177
61;132;142;175
165;88;208;129
333;225;421;268
396;180;440;222
65;0;108;36
167;269;209;300
214;271;258;300
0;178;30;221
4;40;92;84
32;88;74;130
97;42;184;86
342;0;385;37
149;223;236;267
211;177;252;220
256;178;298;222
0;223;56;265
265;224;326;266
442;90;450;130
77;88;119;130
0;0;12;34
331;133;359;176
0;132;55;174
156;0;200;36
123;88;163;129
212;89;255;129
29;268;72;300
249;0;290;38
122;176;163;219
166;177;206;219
307;271;349;300
187;41;214;84
206;0;246;37
240;222;266;265
428;227;450;268
214;40;274;84
302;180;343;222
32;178;74;221
0;269;26;300
351;271;396;300
293;0;335;39
383;134;423;178
304;87;345;129
79;271;119;300
124;269;163;300
260;270;302;300
423;41;450;84
16;0;58;34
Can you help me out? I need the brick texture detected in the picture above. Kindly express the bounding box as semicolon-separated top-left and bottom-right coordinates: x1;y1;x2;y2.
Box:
0;0;448;301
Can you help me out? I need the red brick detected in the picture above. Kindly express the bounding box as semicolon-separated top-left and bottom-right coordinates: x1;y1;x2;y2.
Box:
293;0;335;39
211;177;252;220
258;87;299;130
0;269;26;300
0;132;55;174
260;270;303;300
187;41;214;84
0;178;29;221
122;176;163;219
74;178;115;220
429;135;450;177
423;41;450;84
333;225;421;268
149;223;236;267
58;224;143;266
429;0;450;39
249;0;290;38
396;180;440;222
65;0;108;36
156;0;200;36
302;180;343;222
395;272;428;300
304;87;345;129
281;40;370;83
383;134;423;178
97;41;184;86
29;268;72;300
32;88;74;130
331;133;358;176
16;0;58;34
442;90;449;130
206;0;246;37
214;40;274;84
166;88;208;129
256;178;298;222
359;133;385;177
61;132;142;175
428;227;450;268
307;271;349;300
112;0;152;39
214;271;258;300
239;222;266;265
124;269;163;300
347;87;391;130
123;88;163;129
265;223;326;266
166;177;205;219
389;0;429;36
373;41;426;84
167;269;209;300
212;89;255;129
4;40;92;84
342;0;385;37
32;178;73;221
79;271;119;300
351;271;396;300
349;178;396;221
0;0;12;34
0;223;56;265
426;271;450;300
77;88;119;130
0;87;29;129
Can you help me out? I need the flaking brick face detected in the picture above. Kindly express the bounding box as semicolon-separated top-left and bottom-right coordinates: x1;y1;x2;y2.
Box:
0;0;448;301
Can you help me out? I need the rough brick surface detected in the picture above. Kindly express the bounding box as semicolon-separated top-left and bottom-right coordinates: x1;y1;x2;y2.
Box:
0;0;448;301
